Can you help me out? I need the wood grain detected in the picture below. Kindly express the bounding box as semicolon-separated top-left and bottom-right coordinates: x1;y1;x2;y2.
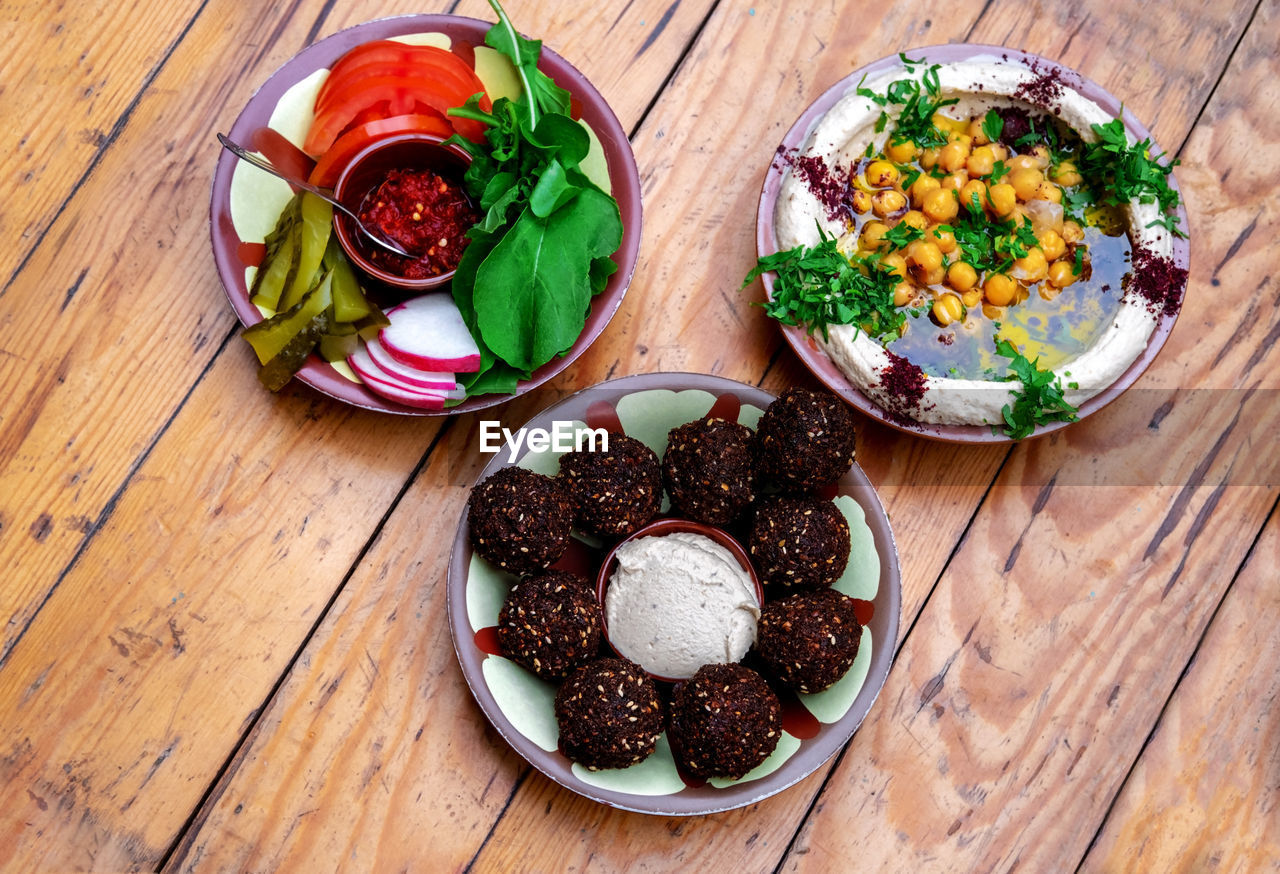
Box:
0;0;206;285
1080;509;1280;872
0;0;716;871
780;0;1280;870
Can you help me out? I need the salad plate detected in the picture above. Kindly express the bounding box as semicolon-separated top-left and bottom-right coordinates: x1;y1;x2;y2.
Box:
210;14;641;414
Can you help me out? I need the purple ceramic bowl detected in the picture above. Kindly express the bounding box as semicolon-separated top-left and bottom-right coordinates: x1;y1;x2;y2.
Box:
332;132;475;292
210;14;642;415
755;44;1190;443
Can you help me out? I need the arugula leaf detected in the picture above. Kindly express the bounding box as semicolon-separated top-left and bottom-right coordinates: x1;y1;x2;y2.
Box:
473;188;622;372
443;0;624;397
743;225;905;343
994;337;1078;439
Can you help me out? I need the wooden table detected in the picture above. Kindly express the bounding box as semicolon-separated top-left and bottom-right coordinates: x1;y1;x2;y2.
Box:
2;0;1277;870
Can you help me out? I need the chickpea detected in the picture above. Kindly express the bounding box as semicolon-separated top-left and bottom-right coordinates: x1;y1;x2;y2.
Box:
989;142;1010;162
893;281;914;307
982;303;1005;320
1033;181;1063;203
920;147;940;170
922;188;959;223
962;289;982;308
861;220;890;249
923;264;947;286
966;145;996;178
1051;160;1083;187
1009;167;1045;201
1039;284;1062;301
910;174;942;207
1061;220;1084;244
1008;154;1039;172
900;209;928;231
986;182;1018;217
871;188;908;217
886;139;919;164
1047;260;1079;287
851;189;872;215
1039;229;1067;262
941;170;969;192
939;141;970;173
908;239;944;273
932;293;965;326
946;261;979;292
966;117;990;146
1029;144;1051;168
932;227;958;253
865;160;900;188
881;251;908;278
984;273;1017;307
1013;247;1048;283
959;179;988;212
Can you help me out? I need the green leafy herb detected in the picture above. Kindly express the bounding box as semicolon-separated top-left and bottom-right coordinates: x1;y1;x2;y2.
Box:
947;193;1039;275
994;337;1078;439
1078;118;1184;236
981;109;1004;144
743;225;905;343
444;0;623;395
988;159;1009;183
882;222;925;250
858;61;959;150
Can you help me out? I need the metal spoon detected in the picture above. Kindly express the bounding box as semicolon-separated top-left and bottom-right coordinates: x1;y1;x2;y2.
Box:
216;133;414;259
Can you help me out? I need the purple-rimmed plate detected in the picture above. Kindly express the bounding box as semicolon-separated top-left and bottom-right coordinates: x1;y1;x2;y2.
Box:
755;45;1190;442
446;372;901;815
210;15;641;415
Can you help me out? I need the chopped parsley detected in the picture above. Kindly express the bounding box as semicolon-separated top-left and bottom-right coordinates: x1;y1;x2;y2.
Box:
994;337;1078;439
981;109;1004;144
743;225;906;343
882;222;925;250
943;194;1040;275
1078;118;1184;236
856;59;958;150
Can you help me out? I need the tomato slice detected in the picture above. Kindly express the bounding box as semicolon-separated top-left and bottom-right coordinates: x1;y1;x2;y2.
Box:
308;113;453;188
305;74;490;154
316;42;483;111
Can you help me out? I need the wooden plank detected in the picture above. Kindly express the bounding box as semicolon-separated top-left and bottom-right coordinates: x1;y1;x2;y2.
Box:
1079;507;1280;872
0;1;714;872
0;0;206;285
779;1;1280;870
0;0;348;664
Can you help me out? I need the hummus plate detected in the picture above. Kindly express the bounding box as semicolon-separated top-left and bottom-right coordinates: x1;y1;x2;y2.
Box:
755;45;1189;442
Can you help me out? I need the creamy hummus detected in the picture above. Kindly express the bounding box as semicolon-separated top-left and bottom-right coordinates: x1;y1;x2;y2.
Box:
603;532;760;680
773;55;1178;427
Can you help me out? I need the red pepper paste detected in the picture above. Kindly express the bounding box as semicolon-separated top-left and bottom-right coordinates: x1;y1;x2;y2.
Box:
358;168;480;279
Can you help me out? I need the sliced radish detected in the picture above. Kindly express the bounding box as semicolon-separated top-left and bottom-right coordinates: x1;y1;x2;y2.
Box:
348;342;450;410
379;294;482;373
364;335;458;390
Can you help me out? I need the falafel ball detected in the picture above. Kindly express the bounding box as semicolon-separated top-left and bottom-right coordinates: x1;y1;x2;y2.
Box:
755;588;862;693
558;432;662;538
755;387;856;493
554;657;665;770
668;663;781;780
749;495;851;591
661;417;756;525
497;571;601;681
467;466;573;574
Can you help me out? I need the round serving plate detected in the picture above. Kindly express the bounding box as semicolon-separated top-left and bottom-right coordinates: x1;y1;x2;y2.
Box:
755;44;1190;443
446;372;901;815
210;14;641;415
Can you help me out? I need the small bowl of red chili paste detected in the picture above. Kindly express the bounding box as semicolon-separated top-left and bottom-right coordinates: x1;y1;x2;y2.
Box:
333;131;480;291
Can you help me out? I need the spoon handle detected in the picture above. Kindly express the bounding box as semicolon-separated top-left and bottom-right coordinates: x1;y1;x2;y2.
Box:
216;133;413;258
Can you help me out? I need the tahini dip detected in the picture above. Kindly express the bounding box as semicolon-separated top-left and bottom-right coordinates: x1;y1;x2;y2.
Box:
603;531;760;680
